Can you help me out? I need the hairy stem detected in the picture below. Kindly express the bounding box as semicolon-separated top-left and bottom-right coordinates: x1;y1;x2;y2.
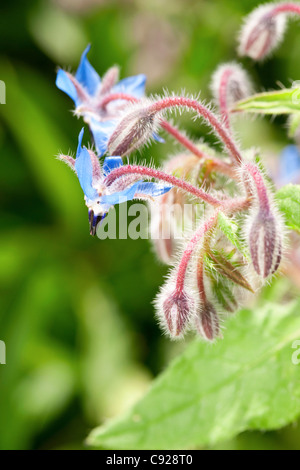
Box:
99;92;237;177
218;68;234;131
175;197;250;292
148;96;243;165
272;2;300;16
243;162;270;211
105;164;223;206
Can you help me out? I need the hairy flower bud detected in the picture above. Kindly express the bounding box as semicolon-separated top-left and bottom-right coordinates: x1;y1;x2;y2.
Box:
107;101;160;156
248;208;282;278
155;281;196;339
194;302;220;342
211;62;253;109
238;4;287;60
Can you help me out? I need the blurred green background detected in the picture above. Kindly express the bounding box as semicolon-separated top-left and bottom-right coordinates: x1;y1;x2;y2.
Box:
1;0;300;450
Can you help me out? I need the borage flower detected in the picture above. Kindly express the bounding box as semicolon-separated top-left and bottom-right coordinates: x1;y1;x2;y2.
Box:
56;45;146;122
58;129;172;235
56;45;164;155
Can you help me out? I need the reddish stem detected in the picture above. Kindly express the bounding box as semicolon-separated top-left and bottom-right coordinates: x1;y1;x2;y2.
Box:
272;2;300;15
99;93;137;108
218;68;234;131
244;162;270;211
160;121;236;178
105;164;222;206
98;92;237;176
148;97;243;165
175;197;250;292
175;212;219;292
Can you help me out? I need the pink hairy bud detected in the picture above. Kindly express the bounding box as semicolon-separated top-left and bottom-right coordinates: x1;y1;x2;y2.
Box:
248;208;282;278
194;302;220;342
238;4;287;60
211;63;253;110
211;62;253;130
162;290;193;338
155;282;196;339
107;101;160;156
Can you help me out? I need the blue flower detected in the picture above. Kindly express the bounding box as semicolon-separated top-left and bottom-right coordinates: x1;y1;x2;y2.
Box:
278;144;300;186
56;45;164;156
56;44;146;111
59;129;172;235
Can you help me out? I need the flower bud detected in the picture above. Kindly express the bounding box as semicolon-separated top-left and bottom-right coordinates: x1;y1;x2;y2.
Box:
194;302;220;342
238;4;287;60
107;100;160;156
155;282;196;339
248;208;282;278
211;62;253;109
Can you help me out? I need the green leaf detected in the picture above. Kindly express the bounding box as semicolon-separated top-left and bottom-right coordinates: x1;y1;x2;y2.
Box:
233;88;300;114
217;212;249;259
87;300;300;450
207;251;254;293
276;184;300;233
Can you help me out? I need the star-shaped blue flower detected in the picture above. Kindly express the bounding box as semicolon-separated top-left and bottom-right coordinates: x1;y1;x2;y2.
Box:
59;129;172;235
56;45;164;156
56;44;146;109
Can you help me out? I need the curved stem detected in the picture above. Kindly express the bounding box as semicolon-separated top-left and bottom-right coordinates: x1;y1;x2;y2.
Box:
105;164;223;206
160;120;236;178
218;68;234;131
272;2;300;16
148;97;243;165
175;197;250;292
98;92;237;176
99;93;137;108
243;162;270;211
175;212;219;292
160;120;209;159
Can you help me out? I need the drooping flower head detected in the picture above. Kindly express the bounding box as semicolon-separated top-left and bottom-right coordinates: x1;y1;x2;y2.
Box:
58;129;172;235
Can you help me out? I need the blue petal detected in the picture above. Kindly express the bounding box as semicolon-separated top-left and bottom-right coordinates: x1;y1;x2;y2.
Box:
103;156;123;177
56;69;78;104
153;132;165;144
113;74;146;99
134;182;172;198
75;45;101;96
89;118;118;156
75;131;99;200
279;145;300;183
100;182;141;206
76;128;85;158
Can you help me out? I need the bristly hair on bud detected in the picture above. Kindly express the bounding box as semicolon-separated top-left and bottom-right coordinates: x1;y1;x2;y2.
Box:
107;99;162;156
246;206;284;278
210;62;253;111
194;301;221;342
238;3;287;60
154;278;197;339
240;160;285;278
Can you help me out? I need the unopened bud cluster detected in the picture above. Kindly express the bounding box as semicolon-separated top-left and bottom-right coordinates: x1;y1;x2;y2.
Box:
55;2;296;341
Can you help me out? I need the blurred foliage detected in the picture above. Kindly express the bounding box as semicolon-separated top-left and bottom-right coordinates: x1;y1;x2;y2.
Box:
0;0;300;449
